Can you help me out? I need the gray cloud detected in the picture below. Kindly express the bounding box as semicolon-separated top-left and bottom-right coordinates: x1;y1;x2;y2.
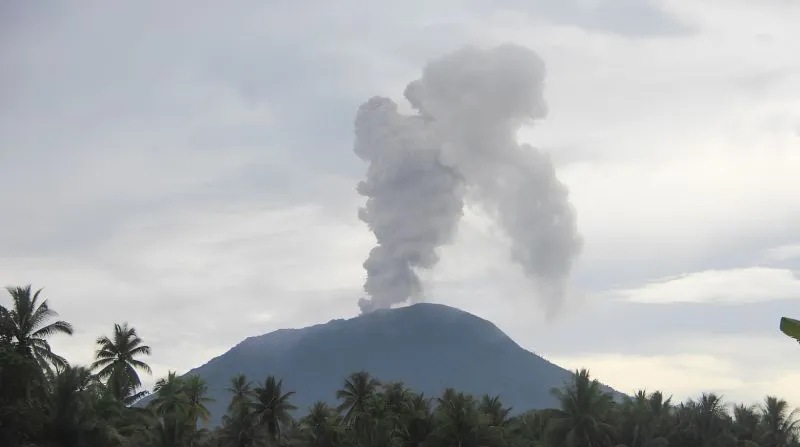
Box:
474;0;691;37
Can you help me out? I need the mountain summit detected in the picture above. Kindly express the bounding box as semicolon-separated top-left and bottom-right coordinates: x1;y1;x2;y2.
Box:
176;303;589;426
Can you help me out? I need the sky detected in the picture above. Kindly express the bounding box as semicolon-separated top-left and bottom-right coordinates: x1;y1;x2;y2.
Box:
2;0;799;407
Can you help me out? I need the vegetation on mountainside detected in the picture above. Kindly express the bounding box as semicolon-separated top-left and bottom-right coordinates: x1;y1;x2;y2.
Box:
2;285;799;446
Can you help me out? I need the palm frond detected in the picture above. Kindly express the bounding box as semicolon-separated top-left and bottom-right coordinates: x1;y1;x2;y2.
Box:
129;358;153;375
128;344;151;357
31;319;74;338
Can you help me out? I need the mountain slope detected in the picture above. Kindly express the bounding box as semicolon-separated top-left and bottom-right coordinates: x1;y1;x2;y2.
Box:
169;303;597;426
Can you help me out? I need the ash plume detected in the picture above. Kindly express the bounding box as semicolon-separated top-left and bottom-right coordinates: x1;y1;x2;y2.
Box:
354;44;582;316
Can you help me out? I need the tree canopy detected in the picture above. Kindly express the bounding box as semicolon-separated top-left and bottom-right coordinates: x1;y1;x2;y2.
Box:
2;284;798;447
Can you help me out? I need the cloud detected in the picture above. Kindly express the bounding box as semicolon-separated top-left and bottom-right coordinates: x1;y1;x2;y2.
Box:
762;244;800;262
469;0;691;37
605;267;800;304
1;201;371;389
473;1;800;290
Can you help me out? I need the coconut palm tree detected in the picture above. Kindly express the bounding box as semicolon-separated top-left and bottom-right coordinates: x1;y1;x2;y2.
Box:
179;375;213;447
545;369;616;447
336;371;381;426
297;401;344;447
696;393;732;442
400;393;434;447
227;374;253;412
732;404;762;443
759;396;800;447
183;375;213;426
617;390;667;447
150;371;188;418
91;322;151;404
44;365;121;446
222;402;263;447
252;375;297;445
646;390;673;440
479;395;512;428
148;371;194;447
669;393;732;447
382;382;411;417
431;388;485;447
222;377;262;447
0;285;73;373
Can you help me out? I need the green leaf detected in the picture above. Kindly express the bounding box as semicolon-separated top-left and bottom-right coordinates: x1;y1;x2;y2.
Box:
779;317;800;340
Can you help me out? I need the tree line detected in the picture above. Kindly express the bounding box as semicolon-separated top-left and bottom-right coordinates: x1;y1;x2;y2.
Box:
1;284;798;446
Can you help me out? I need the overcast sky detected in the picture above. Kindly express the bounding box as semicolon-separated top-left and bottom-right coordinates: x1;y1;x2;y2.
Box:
2;0;799;407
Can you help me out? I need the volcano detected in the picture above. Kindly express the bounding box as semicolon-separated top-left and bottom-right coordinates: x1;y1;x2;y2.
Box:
166;303;609;426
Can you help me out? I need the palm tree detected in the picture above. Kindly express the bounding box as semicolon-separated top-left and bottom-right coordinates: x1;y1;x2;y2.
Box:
179;375;214;447
336;371;381;426
732;404;761;443
478;394;512;446
545;369;616;447
183;375;213;426
431;388;485;447
399;392;434;447
617;390;670;447
222;402;263;447
222;377;262;447
227;374;253;412
44;365;121;446
0;285;73;373
669;393;732;447
696;393;732;442
507;409;559;446
150;371;188;418
252;375;297;445
759;396;800;447
298;401;344;447
479;394;512;428
382;382;411;417
91;322;152;404
148;371;192;447
646;391;673;440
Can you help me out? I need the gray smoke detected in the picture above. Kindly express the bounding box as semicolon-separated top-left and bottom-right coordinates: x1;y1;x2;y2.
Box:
354;44;582;316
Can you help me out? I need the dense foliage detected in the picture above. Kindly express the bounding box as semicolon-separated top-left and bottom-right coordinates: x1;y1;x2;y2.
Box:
2;285;798;447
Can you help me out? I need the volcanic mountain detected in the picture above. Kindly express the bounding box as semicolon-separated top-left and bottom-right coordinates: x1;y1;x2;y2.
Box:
168;303;603;426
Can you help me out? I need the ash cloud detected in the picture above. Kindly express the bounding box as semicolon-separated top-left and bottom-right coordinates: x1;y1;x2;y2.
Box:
354;44;582;316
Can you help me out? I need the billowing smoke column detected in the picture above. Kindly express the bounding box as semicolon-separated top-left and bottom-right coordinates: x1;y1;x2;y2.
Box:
354;44;582;316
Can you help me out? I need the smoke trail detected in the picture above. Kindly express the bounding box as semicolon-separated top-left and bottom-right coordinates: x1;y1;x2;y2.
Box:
354;44;582;315
354;97;465;313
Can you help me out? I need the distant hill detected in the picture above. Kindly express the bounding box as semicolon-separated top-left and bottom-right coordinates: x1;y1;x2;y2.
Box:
147;303;615;426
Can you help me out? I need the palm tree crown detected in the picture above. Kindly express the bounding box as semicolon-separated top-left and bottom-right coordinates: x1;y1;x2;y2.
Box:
336;370;381;426
546;368;616;447
184;374;213;426
253;375;297;444
91;322;151;404
0;285;73;373
760;396;800;447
